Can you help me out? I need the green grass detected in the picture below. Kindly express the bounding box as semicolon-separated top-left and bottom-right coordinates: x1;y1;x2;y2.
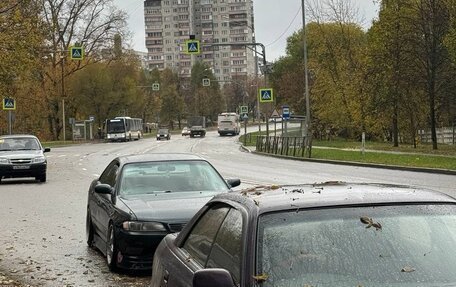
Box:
310;148;456;170
241;131;456;170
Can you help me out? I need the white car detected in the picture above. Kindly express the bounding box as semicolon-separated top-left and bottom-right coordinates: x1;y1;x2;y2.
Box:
181;127;190;136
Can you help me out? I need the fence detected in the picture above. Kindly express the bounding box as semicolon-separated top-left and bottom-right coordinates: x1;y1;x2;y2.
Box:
418;127;455;145
256;136;309;157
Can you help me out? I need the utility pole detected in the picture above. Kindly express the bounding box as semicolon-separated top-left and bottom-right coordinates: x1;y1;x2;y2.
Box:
302;0;311;157
251;11;261;134
59;30;66;143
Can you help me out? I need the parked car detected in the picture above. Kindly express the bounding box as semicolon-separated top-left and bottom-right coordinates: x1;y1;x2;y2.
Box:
85;153;240;271
151;182;456;287
0;134;50;183
157;129;170;140
181;127;190;136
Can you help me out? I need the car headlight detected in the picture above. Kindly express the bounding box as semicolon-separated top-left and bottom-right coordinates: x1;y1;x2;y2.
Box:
157;134;160;137
122;221;167;232
0;158;10;164
32;156;46;164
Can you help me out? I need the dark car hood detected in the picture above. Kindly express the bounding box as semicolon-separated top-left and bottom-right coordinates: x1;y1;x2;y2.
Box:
119;193;215;222
0;150;44;159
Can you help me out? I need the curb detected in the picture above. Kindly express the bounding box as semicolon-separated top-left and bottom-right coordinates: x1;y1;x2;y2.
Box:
240;145;456;176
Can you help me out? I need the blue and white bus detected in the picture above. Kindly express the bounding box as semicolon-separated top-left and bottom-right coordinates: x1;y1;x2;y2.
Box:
105;117;143;142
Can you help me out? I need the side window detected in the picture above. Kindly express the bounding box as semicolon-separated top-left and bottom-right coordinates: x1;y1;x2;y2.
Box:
99;162;119;187
183;205;229;266
206;208;243;284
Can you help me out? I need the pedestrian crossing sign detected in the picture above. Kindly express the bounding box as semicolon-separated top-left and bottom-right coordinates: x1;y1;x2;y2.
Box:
70;46;84;60
185;40;200;54
2;98;16;110
259;88;274;103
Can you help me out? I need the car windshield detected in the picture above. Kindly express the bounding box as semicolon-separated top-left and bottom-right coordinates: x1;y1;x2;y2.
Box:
0;138;40;151
158;129;168;134
119;160;229;197
257;204;456;287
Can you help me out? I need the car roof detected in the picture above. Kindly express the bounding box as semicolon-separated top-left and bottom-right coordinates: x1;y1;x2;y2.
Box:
0;134;39;140
216;182;456;214
116;153;204;165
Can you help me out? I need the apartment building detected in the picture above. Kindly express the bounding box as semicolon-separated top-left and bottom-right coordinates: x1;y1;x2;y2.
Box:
143;0;255;82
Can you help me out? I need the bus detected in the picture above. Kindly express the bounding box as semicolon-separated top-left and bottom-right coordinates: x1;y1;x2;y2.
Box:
217;112;240;136
105;117;143;142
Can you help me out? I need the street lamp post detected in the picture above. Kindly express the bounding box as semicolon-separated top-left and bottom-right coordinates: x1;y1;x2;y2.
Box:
302;0;311;157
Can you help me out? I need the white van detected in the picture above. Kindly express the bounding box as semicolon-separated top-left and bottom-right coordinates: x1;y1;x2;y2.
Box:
217;112;240;136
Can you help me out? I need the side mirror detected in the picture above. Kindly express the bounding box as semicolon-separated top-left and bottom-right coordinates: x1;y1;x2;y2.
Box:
94;183;113;194
44;148;51;153
227;179;241;188
193;269;235;287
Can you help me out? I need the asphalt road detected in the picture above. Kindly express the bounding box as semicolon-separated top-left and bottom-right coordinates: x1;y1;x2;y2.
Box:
1;130;455;287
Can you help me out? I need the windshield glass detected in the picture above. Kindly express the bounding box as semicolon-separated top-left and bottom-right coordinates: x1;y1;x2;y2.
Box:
106;120;125;133
0;137;40;151
119;160;229;197
158;129;168;134
257;204;456;287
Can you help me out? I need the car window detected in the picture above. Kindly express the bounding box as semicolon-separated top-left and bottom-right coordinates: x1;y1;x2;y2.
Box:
99;161;119;187
118;160;229;196
183;205;230;266
0;137;40;151
257;204;456;287
206;208;243;284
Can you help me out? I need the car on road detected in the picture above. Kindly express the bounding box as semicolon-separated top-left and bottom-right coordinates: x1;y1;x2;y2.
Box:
85;153;241;271
181;127;190;136
0;134;50;183
156;128;170;140
151;182;456;287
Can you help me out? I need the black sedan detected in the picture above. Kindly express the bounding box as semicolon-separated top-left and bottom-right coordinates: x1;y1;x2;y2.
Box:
85;153;240;271
151;182;456;287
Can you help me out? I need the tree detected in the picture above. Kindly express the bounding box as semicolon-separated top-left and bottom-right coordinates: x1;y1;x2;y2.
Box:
39;0;127;140
189;62;222;123
160;68;184;129
0;0;48;136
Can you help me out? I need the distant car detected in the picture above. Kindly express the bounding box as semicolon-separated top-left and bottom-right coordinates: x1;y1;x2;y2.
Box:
0;135;50;183
181;127;190;136
151;182;456;287
85;153;240;271
157;129;170;140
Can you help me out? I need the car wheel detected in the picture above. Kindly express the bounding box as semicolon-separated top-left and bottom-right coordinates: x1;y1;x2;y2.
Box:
86;210;95;248
106;223;118;271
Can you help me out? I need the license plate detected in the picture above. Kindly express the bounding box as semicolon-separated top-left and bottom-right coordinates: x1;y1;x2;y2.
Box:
13;165;30;170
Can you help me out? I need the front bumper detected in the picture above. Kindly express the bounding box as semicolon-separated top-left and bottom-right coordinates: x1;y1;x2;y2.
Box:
114;228;168;270
0;163;46;179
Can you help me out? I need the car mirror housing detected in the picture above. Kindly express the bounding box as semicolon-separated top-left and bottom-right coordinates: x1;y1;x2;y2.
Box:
193;269;235;287
227;179;241;188
94;183;113;194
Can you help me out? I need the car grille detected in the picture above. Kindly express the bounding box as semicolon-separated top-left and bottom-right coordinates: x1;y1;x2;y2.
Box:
10;158;32;164
168;223;186;232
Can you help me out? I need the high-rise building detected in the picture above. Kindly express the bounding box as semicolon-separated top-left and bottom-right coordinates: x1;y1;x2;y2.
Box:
143;0;255;82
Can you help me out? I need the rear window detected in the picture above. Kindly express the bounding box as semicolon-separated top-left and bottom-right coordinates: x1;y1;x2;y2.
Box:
257;204;456;287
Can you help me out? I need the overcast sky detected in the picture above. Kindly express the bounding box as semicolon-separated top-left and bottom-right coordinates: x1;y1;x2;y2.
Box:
113;0;379;61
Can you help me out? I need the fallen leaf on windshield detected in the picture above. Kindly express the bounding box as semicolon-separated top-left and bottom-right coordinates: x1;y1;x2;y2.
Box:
401;266;415;272
253;273;269;282
360;216;382;230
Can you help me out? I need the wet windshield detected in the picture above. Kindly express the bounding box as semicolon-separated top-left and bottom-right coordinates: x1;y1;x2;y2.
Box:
119;160;229;197
257;204;456;287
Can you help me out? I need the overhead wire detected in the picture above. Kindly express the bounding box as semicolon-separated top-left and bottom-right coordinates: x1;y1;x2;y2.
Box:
265;5;302;47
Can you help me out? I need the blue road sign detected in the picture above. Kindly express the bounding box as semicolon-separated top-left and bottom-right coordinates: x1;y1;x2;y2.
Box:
259;88;274;103
70;46;84;60
185;40;200;54
2;98;15;110
282;106;290;120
